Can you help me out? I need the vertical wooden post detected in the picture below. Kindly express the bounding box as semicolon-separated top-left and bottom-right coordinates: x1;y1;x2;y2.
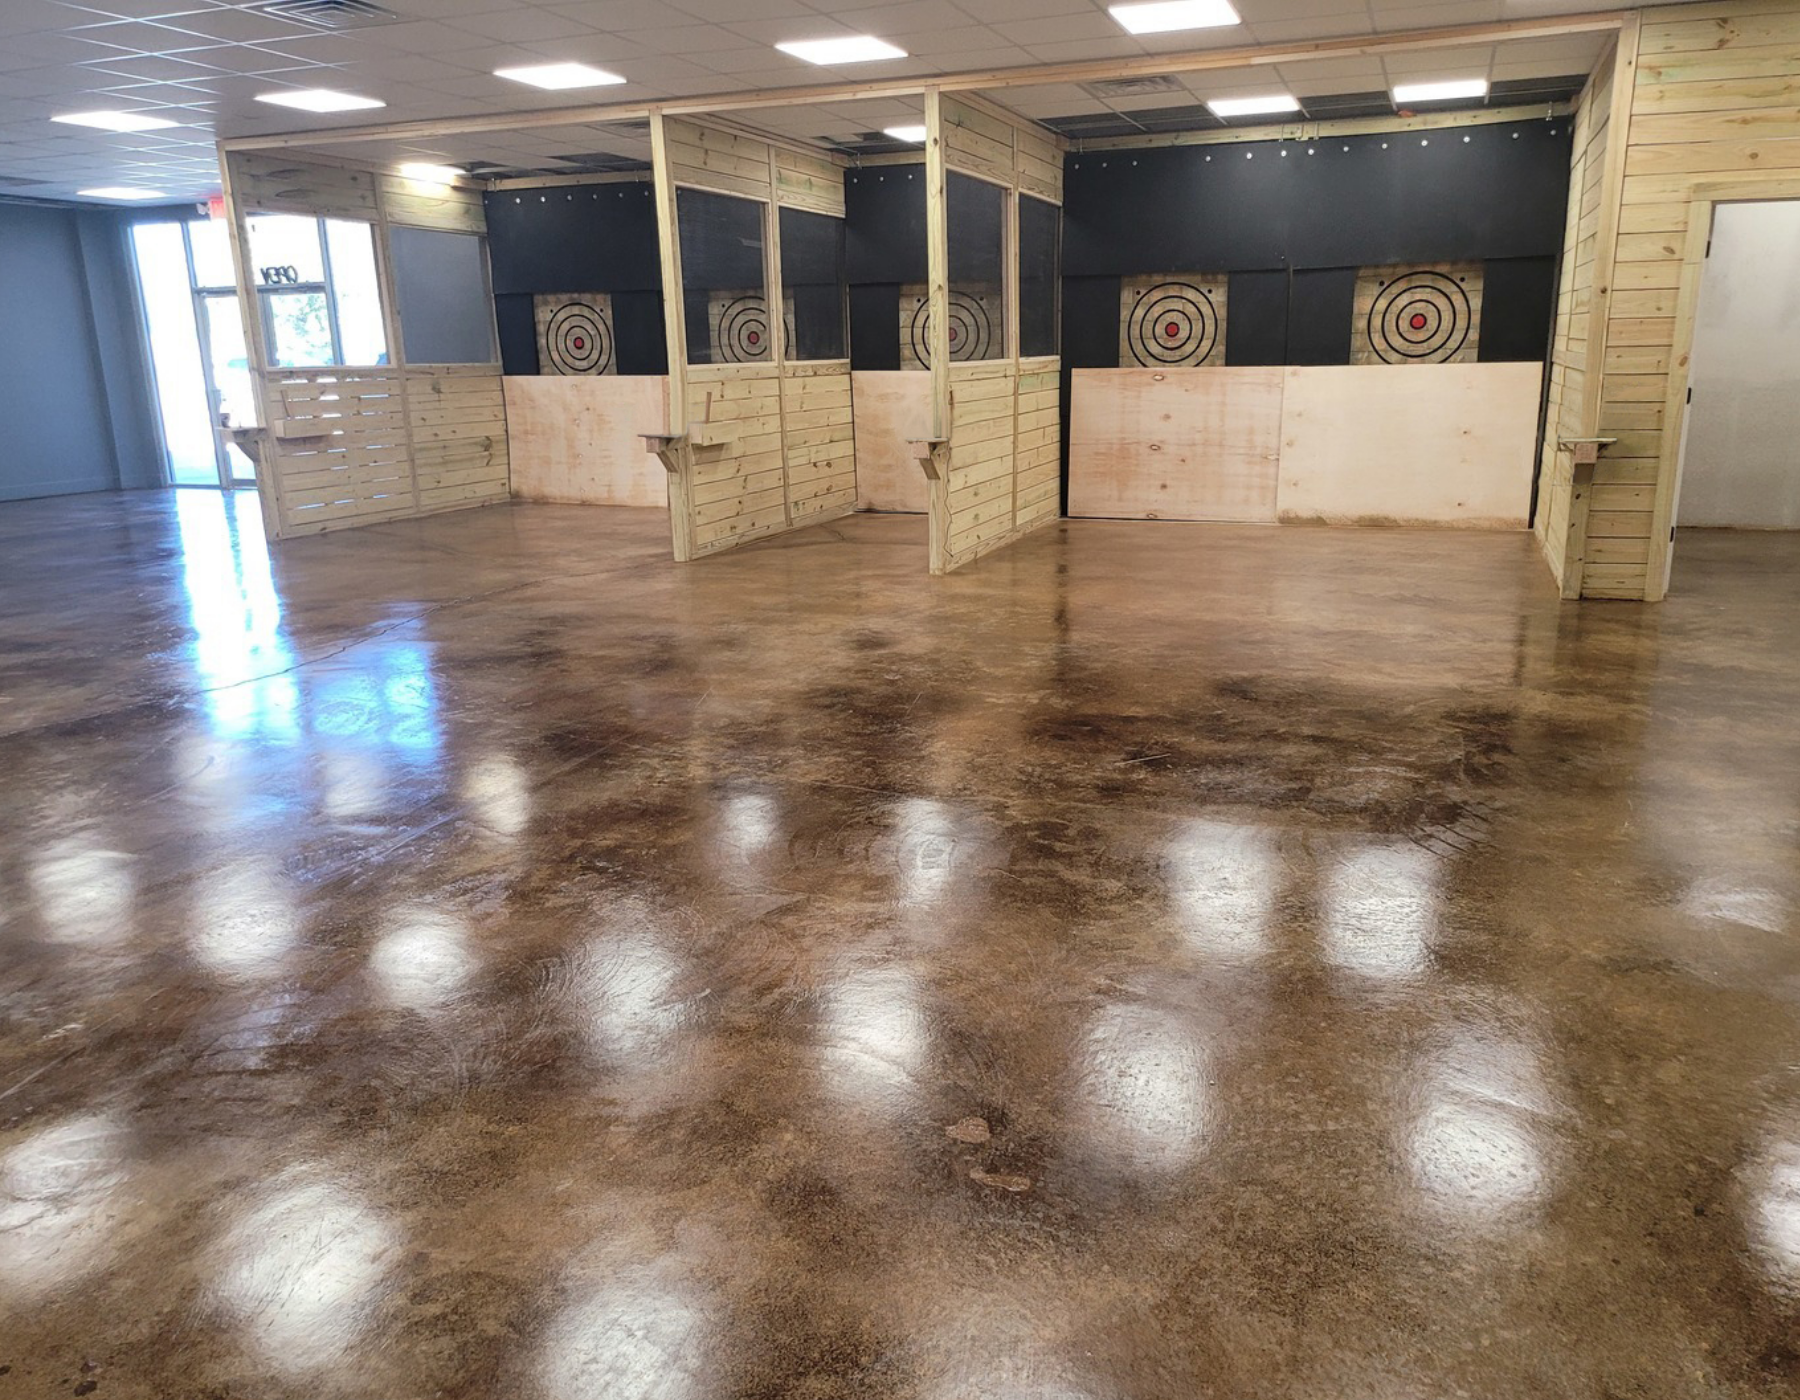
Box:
765;146;792;527
923;88;953;575
1004;140;1022;533
650;110;696;562
1563;11;1640;600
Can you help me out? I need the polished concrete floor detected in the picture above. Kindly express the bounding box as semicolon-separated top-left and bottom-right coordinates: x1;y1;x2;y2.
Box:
2;490;1799;1399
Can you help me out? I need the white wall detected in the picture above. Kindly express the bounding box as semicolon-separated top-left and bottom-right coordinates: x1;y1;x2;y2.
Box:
1679;199;1800;529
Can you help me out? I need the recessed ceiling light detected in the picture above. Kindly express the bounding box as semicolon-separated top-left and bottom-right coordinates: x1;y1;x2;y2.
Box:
883;125;927;143
1207;94;1302;119
79;187;168;201
1392;78;1490;104
255;89;386;113
775;36;907;65
1109;0;1241;35
399;162;462;184
53;110;179;133
494;62;626;90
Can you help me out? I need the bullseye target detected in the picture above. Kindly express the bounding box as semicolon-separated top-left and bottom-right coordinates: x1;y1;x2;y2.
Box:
1116;274;1227;367
533;293;616;376
712;294;772;363
1126;280;1223;366
901;288;997;368
1353;264;1483;366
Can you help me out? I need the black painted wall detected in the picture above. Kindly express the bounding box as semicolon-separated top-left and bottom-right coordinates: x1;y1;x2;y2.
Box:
1061;117;1572;372
845;165;925;371
482;182;667;375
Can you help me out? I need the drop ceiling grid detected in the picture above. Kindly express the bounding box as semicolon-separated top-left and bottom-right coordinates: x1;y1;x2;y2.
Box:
0;0;1657;202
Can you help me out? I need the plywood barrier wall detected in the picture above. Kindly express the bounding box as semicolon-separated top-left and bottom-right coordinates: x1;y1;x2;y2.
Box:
504;375;669;508
650;114;855;561
1279;364;1541;527
1539;0;1800;599
923;91;1066;574
1068;363;1539;528
852;372;932;512
222;151;508;540
1069;369;1281;522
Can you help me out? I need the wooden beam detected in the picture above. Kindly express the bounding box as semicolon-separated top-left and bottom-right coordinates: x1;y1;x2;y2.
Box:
924;89;953;577
649;111;695;563
218;11;1626;153
1565;13;1640;600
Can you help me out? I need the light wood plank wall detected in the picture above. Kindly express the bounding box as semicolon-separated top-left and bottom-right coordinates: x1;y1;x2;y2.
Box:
1535;37;1618;586
1543;0;1800;599
927;91;1065;574
221;151;507;540
654;117;855;559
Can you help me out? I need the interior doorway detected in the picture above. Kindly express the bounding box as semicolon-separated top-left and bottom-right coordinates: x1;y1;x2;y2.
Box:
1668;198;1800;588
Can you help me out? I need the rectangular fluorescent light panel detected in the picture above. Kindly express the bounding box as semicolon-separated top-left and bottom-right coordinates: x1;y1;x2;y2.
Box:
494;62;626;90
1392;78;1490;104
79;187;167;200
883;125;927;143
399;163;462;184
53;110;179;132
255;89;386;113
1207;94;1301;119
1109;0;1241;35
775;36;906;65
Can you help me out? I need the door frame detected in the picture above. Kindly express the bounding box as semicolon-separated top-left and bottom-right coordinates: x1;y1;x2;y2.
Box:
1647;177;1800;600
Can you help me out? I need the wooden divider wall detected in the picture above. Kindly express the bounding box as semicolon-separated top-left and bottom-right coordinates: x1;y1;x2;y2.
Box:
220;151;509;540
1542;0;1800;600
1536;37;1618;587
651;116;854;560
923;91;1065;574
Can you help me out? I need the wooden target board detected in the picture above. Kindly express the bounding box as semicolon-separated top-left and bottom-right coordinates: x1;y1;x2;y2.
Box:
1351;263;1483;365
1118;274;1228;367
703;292;798;363
899;284;1002;369
534;293;616;376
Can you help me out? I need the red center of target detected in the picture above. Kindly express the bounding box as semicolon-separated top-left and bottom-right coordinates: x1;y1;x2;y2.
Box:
748;331;760;346
573;336;586;349
950;326;960;342
1164;321;1181;339
1409;313;1428;330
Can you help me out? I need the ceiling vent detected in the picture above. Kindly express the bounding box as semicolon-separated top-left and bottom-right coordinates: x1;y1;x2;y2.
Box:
1085;74;1184;98
248;0;401;30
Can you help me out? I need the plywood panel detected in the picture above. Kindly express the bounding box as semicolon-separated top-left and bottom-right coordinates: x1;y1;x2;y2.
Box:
1068;368;1282;522
504;375;669;508
1277;363;1542;528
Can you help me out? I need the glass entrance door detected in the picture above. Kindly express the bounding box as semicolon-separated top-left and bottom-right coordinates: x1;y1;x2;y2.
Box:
132;219;258;490
200;292;257;484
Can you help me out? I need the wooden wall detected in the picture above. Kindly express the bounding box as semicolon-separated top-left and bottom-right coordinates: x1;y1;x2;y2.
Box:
852;371;932;512
221;151;508;540
1069;364;1539;528
923;91;1065;574
504;374;668;508
1541;0;1800;599
650;115;855;560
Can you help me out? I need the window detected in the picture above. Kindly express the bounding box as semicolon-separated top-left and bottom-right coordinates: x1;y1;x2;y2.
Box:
387;226;496;365
677;188;770;366
946;172;1009;362
243;213;389;367
779;207;847;361
1019;194;1060;358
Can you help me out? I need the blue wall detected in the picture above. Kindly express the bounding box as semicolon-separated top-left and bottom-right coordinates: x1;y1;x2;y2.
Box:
0;201;164;502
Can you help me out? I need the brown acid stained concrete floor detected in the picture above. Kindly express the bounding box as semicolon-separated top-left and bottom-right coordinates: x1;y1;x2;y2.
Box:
2;490;1800;1399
